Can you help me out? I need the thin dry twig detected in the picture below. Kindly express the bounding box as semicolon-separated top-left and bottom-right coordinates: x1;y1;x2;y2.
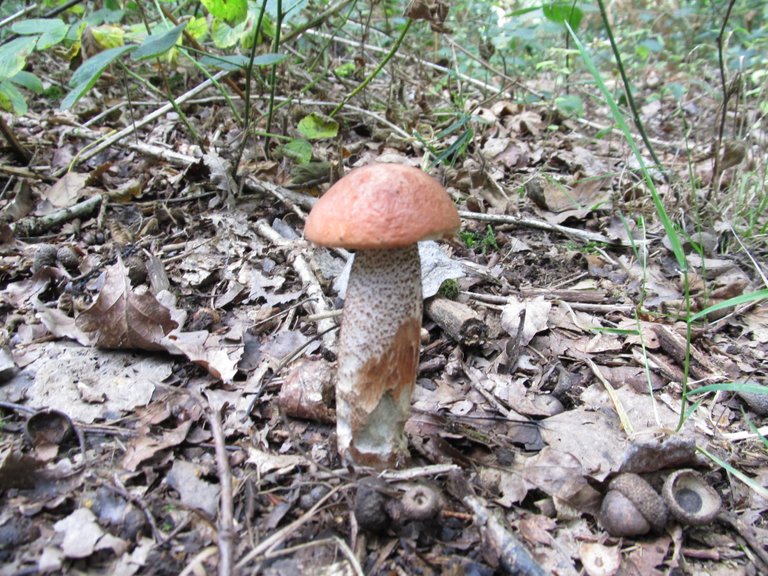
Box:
235;483;349;569
459;210;623;246
207;399;235;576
255;219;338;350
56;71;228;176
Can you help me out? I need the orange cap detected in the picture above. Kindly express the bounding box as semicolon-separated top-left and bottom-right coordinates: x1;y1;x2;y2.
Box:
305;163;460;250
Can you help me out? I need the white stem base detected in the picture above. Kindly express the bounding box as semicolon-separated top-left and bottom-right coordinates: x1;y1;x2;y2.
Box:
336;246;422;468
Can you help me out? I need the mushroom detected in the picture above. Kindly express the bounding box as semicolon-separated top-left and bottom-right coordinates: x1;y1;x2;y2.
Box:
662;469;721;525
305;163;460;467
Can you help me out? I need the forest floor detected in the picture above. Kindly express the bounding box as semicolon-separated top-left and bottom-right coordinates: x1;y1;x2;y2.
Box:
0;6;767;576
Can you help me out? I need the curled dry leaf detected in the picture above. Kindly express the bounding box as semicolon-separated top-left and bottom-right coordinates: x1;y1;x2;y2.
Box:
76;257;177;352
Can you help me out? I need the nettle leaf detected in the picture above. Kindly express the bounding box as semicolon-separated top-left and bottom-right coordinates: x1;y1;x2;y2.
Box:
202;0;247;25
210;18;246;49
62;45;135;110
11;18;68;50
186;16;208;42
542;2;584;30
297;112;338;140
89;24;126;50
282;138;312;164
132;22;186;61
0;37;36;82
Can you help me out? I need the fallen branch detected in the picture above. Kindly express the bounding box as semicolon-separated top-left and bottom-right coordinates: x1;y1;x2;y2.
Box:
459;210;623;246
11;194;103;237
56;70;229;176
447;472;546;576
254;220;338;351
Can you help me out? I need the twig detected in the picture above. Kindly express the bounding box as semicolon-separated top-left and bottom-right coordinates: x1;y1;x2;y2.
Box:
103;475;167;543
710;0;739;197
207;399;234;576
261;536;364;576
458;210;623;246
11;194;102;237
55;71;228;176
254;220;338;350
235;483;349;569
66;126;199;166
330;18;413;117
0;115;32;163
447;472;545;576
0;163;53;182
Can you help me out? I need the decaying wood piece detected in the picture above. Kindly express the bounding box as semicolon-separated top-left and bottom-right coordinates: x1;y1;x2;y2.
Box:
652;324;723;381
447;472;546;576
425;297;487;347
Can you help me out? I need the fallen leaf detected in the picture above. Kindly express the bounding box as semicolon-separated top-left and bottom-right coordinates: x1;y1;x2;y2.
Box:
166;460;219;517
23;341;168;423
54;508;104;559
121;421;192;471
501;296;551;346
44;172;89;208
76;257;178;351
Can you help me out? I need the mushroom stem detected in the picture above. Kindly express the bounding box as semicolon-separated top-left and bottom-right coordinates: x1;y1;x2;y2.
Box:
337;245;422;468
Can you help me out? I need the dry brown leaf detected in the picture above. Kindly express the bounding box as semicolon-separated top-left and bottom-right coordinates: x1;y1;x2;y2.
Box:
121;421;192;471
76;257;178;351
501;296;551;346
44;172;89;208
162;330;241;382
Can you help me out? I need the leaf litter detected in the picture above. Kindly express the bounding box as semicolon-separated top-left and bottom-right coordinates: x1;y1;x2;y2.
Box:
0;8;767;576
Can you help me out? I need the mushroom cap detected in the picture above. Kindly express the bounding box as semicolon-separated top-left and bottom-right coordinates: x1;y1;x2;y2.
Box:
305;163;460;250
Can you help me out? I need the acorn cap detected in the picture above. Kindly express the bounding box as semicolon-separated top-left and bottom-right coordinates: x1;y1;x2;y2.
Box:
304;163;460;250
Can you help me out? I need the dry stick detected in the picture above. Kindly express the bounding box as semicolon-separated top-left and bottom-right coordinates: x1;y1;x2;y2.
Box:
66;126;199;166
54;70;228;177
447;472;546;576
207;401;235;576
710;0;739;199
254;220;338;351
235;483;349;570
0;115;32;163
161;6;245;101
260;537;364;576
11;194;102;237
458;210;623;246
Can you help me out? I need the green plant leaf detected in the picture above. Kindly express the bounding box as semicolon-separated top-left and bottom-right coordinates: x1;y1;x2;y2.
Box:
10;71;43;94
202;0;247;25
132;22;186;61
282;138;313;164
689;289;768;322
267;0;308;26
11;18;68;50
210;18;246;49
89;24;125;49
543;2;584;30
186;16;208;42
0;37;37;82
251;53;287;67
334;62;355;78
63;45;135;110
0;80;28;114
297;112;338;140
555;93;584;117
